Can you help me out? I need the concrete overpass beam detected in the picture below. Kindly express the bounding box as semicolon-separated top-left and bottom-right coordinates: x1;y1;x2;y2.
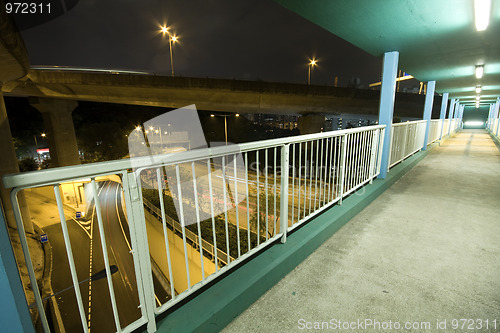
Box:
30;98;80;167
0;91;33;233
297;114;326;135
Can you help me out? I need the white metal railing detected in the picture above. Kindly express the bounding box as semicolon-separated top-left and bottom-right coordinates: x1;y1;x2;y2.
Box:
3;125;386;333
442;119;451;138
427;119;442;144
389;120;426;168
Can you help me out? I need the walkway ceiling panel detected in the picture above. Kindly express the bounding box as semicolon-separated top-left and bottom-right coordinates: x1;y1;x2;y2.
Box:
276;0;500;103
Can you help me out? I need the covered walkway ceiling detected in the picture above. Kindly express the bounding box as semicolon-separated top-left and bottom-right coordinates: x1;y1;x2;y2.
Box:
276;0;500;107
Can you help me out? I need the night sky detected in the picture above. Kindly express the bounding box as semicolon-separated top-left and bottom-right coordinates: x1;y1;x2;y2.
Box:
18;0;383;87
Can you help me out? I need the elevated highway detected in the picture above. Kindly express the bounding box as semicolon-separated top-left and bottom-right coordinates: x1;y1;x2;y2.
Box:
3;68;438;117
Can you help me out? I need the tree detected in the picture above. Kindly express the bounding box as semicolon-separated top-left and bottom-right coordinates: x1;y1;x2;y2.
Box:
18;157;38;172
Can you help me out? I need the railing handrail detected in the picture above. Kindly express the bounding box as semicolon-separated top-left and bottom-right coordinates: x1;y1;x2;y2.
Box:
3;125;385;189
391;120;426;127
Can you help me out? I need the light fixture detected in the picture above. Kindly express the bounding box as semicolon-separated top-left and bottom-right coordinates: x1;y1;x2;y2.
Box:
476;95;481;100
475;65;484;79
235;113;240;117
474;0;491;31
476;85;482;93
210;114;215;117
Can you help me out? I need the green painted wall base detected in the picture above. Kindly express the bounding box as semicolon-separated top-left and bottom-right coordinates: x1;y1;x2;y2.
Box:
153;145;434;333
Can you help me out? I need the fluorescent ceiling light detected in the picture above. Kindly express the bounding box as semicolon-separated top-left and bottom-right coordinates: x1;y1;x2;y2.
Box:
476;85;482;93
476;95;481;100
475;0;491;31
475;65;484;78
465;121;484;126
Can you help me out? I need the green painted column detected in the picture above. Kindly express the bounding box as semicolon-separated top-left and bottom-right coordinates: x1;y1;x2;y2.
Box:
30;98;80;167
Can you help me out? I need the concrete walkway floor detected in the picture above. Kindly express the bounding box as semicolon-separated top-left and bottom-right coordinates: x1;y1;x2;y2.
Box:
222;130;500;332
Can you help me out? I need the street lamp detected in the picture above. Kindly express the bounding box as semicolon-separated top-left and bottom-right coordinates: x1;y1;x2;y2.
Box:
161;26;179;77
33;133;46;162
210;113;240;145
308;59;317;85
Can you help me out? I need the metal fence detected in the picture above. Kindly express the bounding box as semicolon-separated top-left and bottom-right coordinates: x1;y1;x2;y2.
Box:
2;124;393;333
427;119;442;144
389;120;427;168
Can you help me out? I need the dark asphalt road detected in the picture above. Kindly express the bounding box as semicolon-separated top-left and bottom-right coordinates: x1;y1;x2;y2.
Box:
45;180;166;332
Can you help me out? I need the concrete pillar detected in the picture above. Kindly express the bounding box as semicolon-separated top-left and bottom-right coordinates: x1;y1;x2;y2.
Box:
297;114;326;135
0;206;35;333
438;93;449;139
30;98;80;167
0;91;33;233
495;100;500;136
447;99;456;136
422;81;436;150
377;51;399;179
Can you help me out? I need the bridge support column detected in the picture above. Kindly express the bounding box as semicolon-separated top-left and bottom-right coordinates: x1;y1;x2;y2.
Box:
495;99;500;136
297;114;326;135
0;92;33;233
377;51;399;179
30;98;80;167
438;93;449;139
422;81;436;150
447;99;456;136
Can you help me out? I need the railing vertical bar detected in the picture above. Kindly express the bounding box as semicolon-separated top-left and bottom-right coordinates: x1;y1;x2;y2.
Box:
362;131;369;182
245;152;250;253
191;162;205;279
291;143;296;225
308;140;314;215
297;142;302;222
221;157;231;264
256;151;260;246
303;141;307;219
90;178;122;332
322;137;329;206
265;149;269;240
317;138;323;208
233;155;241;258
314;138;320;210
339;134;348;204
329;136;336;201
206;159;219;272
273;147;277;238
175;165;191;288
156;168;176;299
53;184;89;333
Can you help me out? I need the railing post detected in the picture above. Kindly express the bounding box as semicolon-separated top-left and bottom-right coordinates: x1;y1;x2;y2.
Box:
368;130;379;184
401;123;409;161
124;172;157;333
339;134;348;205
280;144;289;243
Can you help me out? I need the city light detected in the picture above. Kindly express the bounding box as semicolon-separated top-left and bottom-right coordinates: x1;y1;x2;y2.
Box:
476;85;482;93
210;114;215;117
135;126;141;131
307;58;317;85
474;0;491;31
235;113;240;117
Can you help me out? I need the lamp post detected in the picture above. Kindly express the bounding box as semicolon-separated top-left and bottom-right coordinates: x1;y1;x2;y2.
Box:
211;113;239;145
33;133;46;162
308;59;317;85
161;26;178;77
